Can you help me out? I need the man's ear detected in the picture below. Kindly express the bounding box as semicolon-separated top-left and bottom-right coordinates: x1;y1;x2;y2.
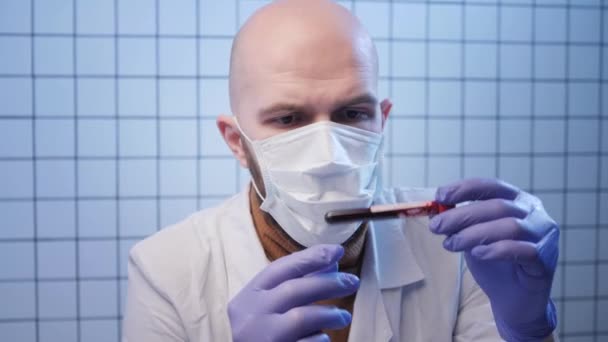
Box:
380;98;392;129
217;115;249;168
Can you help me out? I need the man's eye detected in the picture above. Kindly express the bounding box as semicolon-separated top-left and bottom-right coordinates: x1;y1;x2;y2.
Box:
342;109;371;121
273;114;299;126
278;115;294;125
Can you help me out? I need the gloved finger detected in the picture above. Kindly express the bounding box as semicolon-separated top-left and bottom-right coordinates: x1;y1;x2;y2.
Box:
252;244;344;290
442;217;539;252
429;198;528;235
526;205;559;237
536;226;560;273
297;333;330;342
469;239;558;283
436;178;520;205
278;305;351;341
268;272;359;312
470;239;539;265
307;262;339;276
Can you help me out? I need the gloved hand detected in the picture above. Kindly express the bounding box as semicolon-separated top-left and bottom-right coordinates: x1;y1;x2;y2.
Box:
228;244;360;342
430;178;559;341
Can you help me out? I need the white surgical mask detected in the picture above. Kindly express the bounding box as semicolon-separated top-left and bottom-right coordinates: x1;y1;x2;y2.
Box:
236;119;384;247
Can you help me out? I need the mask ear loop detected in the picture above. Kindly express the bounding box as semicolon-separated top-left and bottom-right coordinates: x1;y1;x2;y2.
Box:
372;136;385;203
233;117;267;202
249;176;266;202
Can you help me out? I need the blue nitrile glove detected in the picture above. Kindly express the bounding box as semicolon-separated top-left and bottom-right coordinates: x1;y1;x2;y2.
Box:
430;178;559;341
228;244;360;342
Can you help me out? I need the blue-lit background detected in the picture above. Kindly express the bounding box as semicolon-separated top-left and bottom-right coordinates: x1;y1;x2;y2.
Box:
0;0;605;341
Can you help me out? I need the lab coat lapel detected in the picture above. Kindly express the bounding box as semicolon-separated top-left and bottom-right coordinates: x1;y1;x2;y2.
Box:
348;225;393;342
220;189;270;300
374;218;425;289
349;218;426;342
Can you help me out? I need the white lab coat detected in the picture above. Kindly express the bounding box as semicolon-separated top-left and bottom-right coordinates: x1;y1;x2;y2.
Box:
122;187;504;342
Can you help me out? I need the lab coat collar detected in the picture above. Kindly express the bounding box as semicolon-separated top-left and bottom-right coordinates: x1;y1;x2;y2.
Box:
347;216;425;341
348;223;393;342
371;214;426;290
346;201;426;341
222;188;271;300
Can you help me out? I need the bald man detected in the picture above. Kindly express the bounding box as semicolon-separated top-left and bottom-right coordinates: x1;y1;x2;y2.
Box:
123;1;559;341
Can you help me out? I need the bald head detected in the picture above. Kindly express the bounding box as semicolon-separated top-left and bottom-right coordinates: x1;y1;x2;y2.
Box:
228;0;379;124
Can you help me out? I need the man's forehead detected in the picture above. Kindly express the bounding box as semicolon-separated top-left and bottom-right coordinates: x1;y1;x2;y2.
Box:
237;63;378;117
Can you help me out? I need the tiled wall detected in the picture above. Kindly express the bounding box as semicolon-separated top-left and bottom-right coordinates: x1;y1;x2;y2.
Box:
0;0;605;341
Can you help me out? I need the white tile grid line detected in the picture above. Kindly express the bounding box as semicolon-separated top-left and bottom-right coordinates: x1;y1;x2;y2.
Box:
0;1;606;341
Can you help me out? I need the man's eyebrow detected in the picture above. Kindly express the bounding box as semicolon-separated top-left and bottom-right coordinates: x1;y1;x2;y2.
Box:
334;93;378;110
259;102;305;117
258;93;378;117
